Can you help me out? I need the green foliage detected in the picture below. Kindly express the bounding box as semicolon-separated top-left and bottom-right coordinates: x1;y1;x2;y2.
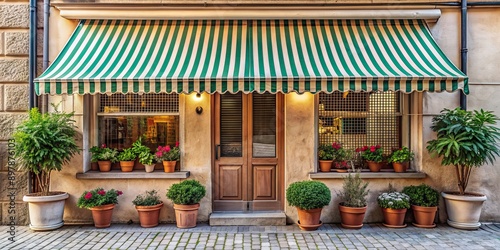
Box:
426;108;500;194
117;148;137;161
286;180;331;210
13;106;80;195
166;180;206;205
377;191;410;209
132;137;155;165
336;171;369;208
357;145;385;163
318;142;346;161
138;151;155;165
77;188;123;209
90;145;118;162
388;147;415;163
132;190;162;206
402;184;439;207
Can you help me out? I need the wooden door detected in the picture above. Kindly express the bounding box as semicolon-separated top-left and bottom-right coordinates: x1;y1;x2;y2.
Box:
213;93;284;211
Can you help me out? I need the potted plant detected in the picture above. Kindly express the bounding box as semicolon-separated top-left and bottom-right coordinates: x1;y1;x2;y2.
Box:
377;190;410;228
336;171;369;229
286;180;331;231
77;188;123;228
117;148;136;172
90;144;118;172
132;137;155;172
318;144;334;172
132;190;163;228
13;106;80;231
402;184;439;228
166;180;206;228
155;142;180;173
331;142;349;172
426;108;500;229
356;145;385;172
388;147;415;173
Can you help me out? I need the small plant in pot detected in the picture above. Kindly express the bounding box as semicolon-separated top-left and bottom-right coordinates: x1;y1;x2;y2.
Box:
133;190;163;228
117;148;137;172
286;180;331;231
402;184;439;228
13;106;80;231
77;188;123;228
132;137;156;172
377;189;410;228
388;147;414;173
336;171;369;229
318;144;334;172
166;180;206;228
427;108;500;229
356;145;385;172
156;142;180;173
90;144;118;172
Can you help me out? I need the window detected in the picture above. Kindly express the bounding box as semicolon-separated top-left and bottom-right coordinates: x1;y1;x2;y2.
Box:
97;93;179;151
318;92;402;166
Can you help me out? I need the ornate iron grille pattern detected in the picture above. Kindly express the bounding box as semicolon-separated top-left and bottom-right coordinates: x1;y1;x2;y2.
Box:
99;93;179;113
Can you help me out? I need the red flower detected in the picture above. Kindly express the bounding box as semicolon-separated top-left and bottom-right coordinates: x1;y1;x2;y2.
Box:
376;144;381;149
332;142;341;150
84;192;92;200
355;148;361;152
117;190;123;196
362;146;368;151
101;144;106;148
97;189;106;196
175;141;179;147
370;146;376;152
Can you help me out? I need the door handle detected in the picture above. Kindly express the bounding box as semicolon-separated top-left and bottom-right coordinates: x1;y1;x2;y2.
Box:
215;144;221;160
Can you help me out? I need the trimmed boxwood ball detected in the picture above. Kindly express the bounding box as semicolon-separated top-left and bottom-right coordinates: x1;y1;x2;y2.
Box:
286;180;331;210
167;180;206;205
402;184;439;207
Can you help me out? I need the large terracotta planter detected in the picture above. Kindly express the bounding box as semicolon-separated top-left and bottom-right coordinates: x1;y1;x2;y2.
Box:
338;205;366;229
136;203;163;228
98;160;112;172
296;207;323;231
411;205;437;228
318;160;332;172
163;161;176;173
392;162;408;173
23;192;69;231
120;161;135;172
442;192;486;230
366;161;384;172
381;207;407;228
89;204;115;228
173;203;199;228
144;164;155;173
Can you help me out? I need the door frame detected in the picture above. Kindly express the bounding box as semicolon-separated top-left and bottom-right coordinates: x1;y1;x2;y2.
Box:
211;93;285;211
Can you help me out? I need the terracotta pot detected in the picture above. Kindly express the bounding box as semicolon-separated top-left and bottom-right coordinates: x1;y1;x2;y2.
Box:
381;207;407;228
411;205;437;228
318;160;332;172
338;205;366;229
120;161;135;172
90;162;99;171
333;161;349;172
173;203;200;228
98;160;112;172
163;161;176;173
136;203;163;228
366;161;384;172
296;207;323;231
144;164;155;173
392;162;408;173
89;204;115;228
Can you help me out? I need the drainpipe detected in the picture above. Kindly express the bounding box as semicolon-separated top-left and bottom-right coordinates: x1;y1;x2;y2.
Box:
460;0;467;110
42;0;50;113
28;0;37;193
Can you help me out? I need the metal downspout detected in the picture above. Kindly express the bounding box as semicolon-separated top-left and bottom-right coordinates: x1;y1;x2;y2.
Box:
28;0;37;193
42;0;50;113
460;0;468;110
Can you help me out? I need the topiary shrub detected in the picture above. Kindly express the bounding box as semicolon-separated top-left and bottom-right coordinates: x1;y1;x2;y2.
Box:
166;180;206;205
286;180;331;210
402;184;439;207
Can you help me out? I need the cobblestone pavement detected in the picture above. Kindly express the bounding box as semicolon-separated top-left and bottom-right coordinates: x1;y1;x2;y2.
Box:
1;223;500;250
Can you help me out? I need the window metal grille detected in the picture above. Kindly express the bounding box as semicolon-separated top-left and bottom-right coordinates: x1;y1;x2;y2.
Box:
318;92;401;157
99;93;179;113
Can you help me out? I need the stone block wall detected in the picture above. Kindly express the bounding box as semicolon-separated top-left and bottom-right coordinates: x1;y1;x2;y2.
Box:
0;0;36;226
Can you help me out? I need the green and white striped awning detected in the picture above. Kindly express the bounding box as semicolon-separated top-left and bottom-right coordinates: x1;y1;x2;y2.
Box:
35;19;468;95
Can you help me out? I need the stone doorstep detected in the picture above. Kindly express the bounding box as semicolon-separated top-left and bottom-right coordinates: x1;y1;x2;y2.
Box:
209;211;286;226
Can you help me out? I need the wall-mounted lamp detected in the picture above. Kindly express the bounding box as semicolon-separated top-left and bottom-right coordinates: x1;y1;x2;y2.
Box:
195;106;203;114
196;93;201;99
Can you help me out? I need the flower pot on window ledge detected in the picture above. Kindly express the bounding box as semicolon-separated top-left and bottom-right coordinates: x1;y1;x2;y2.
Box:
366;161;384;172
120;161;135;172
98;160;112;172
318;160;332;172
392;162;408;173
144;164;156;173
163;161;176;173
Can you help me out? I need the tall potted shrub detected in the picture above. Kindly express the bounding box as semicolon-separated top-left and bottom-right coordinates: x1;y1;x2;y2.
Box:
336;171;369;229
286;180;331;231
427;108;500;229
402;184;439;228
166;180;206;228
13;107;80;230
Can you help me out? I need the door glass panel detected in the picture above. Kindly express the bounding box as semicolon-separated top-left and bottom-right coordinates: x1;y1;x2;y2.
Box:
252;94;276;158
220;93;243;157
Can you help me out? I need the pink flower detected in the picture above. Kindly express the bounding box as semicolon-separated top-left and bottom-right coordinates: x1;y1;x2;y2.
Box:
175;141;179;147
101;144;106;148
97;189;106;196
165;145;171;152
155;151;163;158
117;190;123;196
84;192;92;200
370;146;376;152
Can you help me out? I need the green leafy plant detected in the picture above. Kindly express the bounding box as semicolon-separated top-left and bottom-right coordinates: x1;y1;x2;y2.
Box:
286;180;331;210
155;142;180;161
336;171;369;208
426;108;500;195
131;137;155;165
402;184;439;207
132;190;162;206
90;144;118;163
388;146;414;163
13;106;81;196
166;180;206;205
318;142;347;161
356;145;385;163
377;191;410;209
138;151;155;165
117;148;137;161
77;188;123;209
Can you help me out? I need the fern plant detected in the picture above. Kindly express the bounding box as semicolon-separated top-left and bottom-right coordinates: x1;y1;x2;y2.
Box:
337;171;369;208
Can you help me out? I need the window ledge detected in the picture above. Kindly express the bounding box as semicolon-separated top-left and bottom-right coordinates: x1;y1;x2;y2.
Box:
76;170;190;179
309;170;426;179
